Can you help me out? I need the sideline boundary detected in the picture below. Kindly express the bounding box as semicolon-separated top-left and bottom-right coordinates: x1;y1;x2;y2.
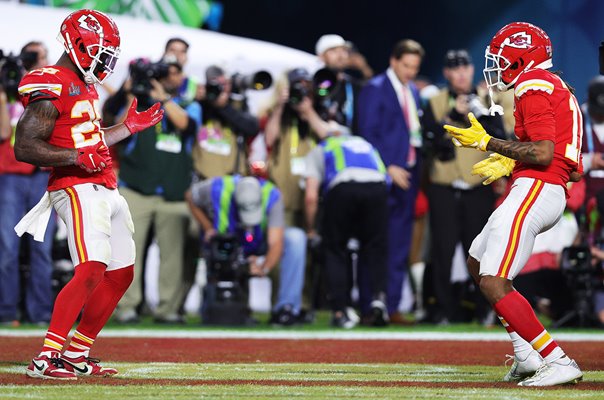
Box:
1;329;603;341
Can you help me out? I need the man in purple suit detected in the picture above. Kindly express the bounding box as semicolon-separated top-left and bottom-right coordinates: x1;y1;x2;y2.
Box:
357;39;425;323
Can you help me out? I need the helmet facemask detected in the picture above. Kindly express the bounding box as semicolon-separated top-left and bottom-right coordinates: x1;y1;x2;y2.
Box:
87;42;120;84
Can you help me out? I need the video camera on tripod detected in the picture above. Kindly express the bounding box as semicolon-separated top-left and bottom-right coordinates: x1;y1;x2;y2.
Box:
552;245;602;327
202;234;253;325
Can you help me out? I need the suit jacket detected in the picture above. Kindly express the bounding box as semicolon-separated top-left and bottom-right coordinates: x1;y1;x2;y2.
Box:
357;71;421;169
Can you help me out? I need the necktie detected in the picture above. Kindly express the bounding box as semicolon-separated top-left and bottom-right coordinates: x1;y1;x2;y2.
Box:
401;85;416;167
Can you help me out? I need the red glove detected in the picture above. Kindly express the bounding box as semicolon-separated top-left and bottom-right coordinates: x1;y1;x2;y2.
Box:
123;97;164;134
75;141;109;174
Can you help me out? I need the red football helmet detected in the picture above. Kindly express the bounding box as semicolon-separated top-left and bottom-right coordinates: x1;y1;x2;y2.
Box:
57;9;121;84
484;22;553;91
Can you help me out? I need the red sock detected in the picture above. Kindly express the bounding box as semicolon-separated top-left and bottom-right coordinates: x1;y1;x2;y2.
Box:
72;266;134;343
494;291;561;359
40;261;105;356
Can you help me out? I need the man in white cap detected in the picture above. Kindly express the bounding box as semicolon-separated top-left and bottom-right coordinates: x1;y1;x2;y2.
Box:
313;34;361;136
316;34;351;72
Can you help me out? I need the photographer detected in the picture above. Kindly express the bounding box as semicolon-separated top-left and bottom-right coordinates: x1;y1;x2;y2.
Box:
107;60;201;324
314;34;362;135
262;67;334;323
263;68;336;220
421;49;505;324
162;37;202;103
0;41;56;326
193;65;260;179
186;175;305;326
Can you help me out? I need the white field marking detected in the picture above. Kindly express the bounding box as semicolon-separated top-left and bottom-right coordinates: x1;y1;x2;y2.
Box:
0;363;488;383
0;329;603;341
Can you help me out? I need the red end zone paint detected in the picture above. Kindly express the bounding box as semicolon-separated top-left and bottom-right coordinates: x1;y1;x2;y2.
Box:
1;337;602;369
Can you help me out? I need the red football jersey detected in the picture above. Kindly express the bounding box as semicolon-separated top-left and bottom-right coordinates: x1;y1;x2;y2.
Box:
18;66;116;190
511;68;583;189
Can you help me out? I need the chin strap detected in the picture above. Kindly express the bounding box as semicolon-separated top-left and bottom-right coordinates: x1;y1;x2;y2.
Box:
487;87;504;116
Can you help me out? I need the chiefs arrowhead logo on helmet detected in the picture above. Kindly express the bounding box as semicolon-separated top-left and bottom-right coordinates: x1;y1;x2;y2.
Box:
504;32;532;49
483;22;553;92
77;14;103;34
58;9;120;85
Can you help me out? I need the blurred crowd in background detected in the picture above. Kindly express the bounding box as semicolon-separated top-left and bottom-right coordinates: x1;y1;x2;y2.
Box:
2;28;604;330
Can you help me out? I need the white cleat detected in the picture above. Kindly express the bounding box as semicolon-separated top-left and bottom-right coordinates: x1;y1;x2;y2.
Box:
503;350;544;382
518;357;583;386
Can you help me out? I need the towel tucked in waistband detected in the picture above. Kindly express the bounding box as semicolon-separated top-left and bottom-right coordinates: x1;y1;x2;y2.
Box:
14;191;52;242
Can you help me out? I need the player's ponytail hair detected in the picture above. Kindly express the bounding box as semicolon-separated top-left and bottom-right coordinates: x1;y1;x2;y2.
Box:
552;70;575;94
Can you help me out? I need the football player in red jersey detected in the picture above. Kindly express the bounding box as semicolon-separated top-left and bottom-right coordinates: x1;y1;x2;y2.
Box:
444;22;583;386
14;9;163;380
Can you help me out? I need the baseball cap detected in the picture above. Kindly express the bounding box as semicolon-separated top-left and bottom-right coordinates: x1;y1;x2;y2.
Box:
588;75;604;117
206;65;225;81
287;67;311;83
315;34;350;56
444;49;472;68
235;177;263;227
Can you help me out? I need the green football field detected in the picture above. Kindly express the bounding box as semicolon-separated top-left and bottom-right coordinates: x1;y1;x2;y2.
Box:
1;363;603;399
1;316;603;399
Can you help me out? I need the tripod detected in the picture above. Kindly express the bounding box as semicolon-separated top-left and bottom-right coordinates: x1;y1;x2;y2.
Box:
552;272;599;328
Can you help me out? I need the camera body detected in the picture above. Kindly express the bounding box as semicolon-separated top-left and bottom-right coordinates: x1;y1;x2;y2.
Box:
288;80;310;105
202;234;252;325
129;58;170;97
0;50;24;99
205;79;224;102
206;233;250;284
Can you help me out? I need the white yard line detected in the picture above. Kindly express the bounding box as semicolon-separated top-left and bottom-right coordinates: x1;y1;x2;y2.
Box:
1;329;603;341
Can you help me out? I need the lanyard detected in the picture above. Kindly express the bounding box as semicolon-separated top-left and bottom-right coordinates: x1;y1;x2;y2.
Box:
290;119;299;156
344;82;354;127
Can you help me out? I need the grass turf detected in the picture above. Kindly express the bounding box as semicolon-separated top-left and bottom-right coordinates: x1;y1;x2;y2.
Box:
1;363;603;399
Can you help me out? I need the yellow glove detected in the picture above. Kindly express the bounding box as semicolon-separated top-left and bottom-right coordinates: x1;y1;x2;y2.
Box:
472;153;515;185
443;112;492;151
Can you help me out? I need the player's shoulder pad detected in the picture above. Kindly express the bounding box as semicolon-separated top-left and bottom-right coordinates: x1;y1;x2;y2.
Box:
18;67;65;104
514;69;555;99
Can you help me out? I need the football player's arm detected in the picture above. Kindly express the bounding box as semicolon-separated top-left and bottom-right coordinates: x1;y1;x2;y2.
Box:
102;121;134;147
486;138;554;166
14;100;78;166
104;97;164;147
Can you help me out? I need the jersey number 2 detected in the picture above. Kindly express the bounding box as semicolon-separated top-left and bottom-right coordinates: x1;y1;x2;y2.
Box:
71;99;103;148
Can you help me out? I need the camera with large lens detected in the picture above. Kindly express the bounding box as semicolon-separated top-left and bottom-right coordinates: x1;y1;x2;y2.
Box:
205;70;272;102
231;71;272;95
312;67;339;120
0;50;24;99
313;68;337;99
202;234;252;325
129;58;170;97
